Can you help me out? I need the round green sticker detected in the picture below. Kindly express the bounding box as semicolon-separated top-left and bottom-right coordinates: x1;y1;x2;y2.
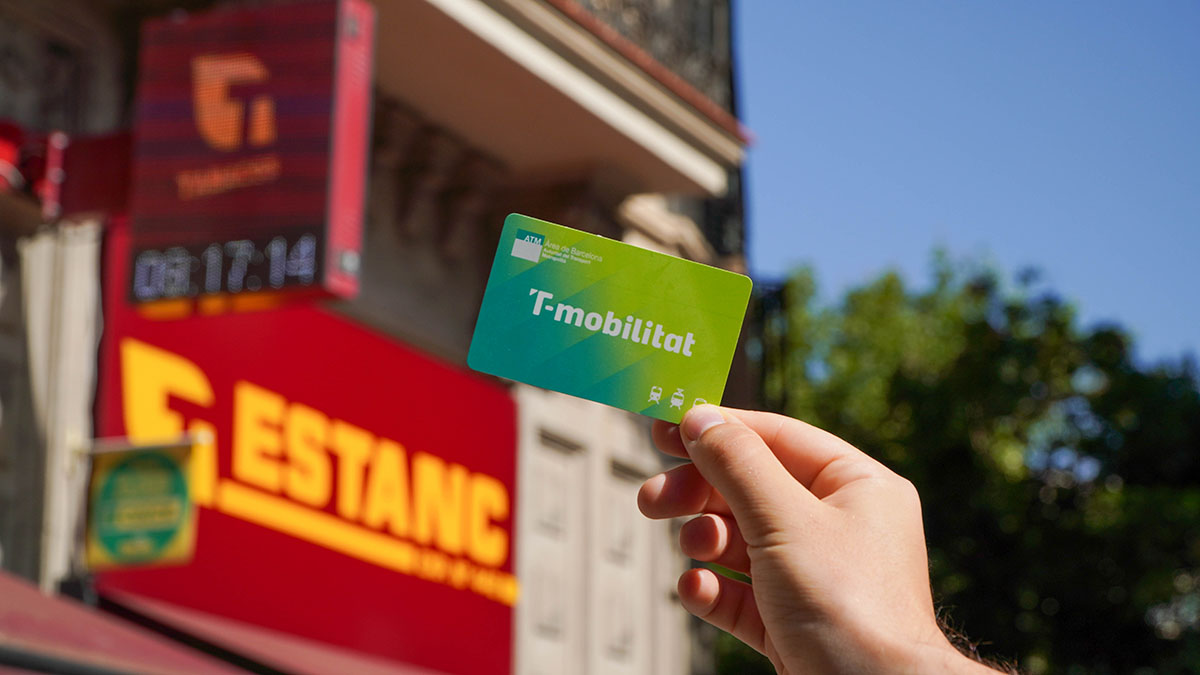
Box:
92;451;190;563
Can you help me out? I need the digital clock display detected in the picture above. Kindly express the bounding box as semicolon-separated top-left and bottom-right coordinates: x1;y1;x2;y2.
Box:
131;232;320;302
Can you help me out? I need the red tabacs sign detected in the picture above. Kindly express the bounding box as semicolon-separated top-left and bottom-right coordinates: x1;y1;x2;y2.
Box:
129;0;373;304
96;223;517;675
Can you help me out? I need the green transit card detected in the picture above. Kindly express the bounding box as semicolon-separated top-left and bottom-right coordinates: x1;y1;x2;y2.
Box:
468;213;752;423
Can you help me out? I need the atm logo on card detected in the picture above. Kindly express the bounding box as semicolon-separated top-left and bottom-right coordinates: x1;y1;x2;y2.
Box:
511;229;544;262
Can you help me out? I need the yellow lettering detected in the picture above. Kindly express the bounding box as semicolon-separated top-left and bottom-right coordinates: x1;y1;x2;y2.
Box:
232;381;284;492
121;339;520;603
362;439;410;536
467;473;510;566
412;452;467;555
448;558;472;589
418;549;449;583
121;338;213;442
284;403;331;508
470;567;496;597
494;573;521;606
329;420;373;520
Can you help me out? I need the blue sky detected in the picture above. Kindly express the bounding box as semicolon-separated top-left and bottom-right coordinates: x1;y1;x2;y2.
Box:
734;2;1199;364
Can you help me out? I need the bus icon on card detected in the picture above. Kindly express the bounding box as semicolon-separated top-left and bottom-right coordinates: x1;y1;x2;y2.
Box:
511;229;544;262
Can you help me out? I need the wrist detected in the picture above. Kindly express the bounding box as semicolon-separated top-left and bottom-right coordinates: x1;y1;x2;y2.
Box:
855;622;1001;675
905;640;1010;674
821;621;964;674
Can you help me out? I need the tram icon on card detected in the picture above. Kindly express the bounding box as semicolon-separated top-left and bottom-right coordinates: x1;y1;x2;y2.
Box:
670;388;685;409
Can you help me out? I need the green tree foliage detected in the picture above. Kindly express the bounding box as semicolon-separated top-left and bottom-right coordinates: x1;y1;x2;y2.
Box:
742;258;1200;674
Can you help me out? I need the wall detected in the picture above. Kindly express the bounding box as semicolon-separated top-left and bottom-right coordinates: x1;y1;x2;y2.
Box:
0;0;122;586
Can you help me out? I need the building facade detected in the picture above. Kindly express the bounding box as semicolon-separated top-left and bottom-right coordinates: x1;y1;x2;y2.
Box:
0;0;748;672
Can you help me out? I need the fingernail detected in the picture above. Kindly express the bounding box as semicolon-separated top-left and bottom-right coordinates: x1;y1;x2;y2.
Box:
681;405;724;441
641;472;666;494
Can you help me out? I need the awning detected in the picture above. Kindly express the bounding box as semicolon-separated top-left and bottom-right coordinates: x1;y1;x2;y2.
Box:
100;590;448;675
0;571;236;675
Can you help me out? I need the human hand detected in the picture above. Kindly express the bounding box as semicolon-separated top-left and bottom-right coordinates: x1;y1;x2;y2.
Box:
637;405;1002;674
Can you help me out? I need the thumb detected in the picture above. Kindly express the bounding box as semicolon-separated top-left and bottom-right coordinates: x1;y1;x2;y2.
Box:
680;405;819;546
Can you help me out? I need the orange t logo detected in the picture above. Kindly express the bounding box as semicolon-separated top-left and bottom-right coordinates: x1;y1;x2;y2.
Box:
191;53;277;151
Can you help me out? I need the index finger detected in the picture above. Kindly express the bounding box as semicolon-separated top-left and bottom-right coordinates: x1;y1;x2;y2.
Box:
651;420;687;458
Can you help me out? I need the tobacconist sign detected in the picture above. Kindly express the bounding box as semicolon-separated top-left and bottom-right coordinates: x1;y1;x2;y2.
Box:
86;439;197;570
128;0;374;305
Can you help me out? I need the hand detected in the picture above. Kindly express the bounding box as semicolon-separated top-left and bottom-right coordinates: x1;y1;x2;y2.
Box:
637;405;1001;674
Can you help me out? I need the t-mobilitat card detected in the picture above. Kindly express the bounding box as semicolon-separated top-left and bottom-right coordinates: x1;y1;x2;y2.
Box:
468;214;752;423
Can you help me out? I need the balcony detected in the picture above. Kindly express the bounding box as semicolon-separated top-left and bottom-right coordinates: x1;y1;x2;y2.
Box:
374;0;746;196
569;0;733;111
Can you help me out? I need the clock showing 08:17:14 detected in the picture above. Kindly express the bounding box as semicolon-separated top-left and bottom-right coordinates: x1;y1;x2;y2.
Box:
130;233;318;302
